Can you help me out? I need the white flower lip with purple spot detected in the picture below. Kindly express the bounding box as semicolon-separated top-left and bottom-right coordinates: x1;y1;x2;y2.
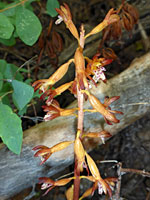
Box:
55;15;64;25
41;183;52;190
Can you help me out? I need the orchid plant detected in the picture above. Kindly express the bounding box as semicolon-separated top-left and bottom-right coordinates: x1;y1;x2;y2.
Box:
32;1;138;199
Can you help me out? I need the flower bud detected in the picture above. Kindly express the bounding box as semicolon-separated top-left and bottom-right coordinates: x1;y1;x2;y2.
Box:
74;137;85;172
55;177;75;186
85;8;119;39
65;185;74;200
85;152;107;194
83;91;122;124
47;59;73;86
75;47;88;90
85;152;101;181
50;141;74;154
56;3;79;41
82;131;112;144
85;20;108;39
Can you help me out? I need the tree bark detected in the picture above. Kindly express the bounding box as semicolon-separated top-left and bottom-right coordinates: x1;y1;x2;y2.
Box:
0;52;150;199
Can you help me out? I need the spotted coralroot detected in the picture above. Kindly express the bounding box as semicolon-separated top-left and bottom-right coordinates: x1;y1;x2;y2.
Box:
79;176;118;199
42;99;78;121
74;47;88;90
39;177;75;196
31;1;138;199
32;141;74;165
85;8;120;39
40;81;73;105
78;152;114;199
74;130;88;174
85;53;113;86
82;130;112;144
32;59;73;93
82;90;123;125
55;3;79;41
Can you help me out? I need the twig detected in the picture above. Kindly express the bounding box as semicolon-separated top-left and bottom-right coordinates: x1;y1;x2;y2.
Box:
115;162;150;199
3;52;8;60
98;161;150;199
0;47;26;62
0;90;13;100
120;168;150;178
0;0;28;13
98;160;118;164
27;63;31;79
23;183;36;200
14;55;38;78
20;116;44;122
115;162;122;199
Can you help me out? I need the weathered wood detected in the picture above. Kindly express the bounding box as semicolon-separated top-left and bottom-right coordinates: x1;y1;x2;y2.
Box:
0;52;150;199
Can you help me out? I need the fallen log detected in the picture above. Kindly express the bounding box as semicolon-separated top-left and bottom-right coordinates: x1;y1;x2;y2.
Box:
0;52;150;199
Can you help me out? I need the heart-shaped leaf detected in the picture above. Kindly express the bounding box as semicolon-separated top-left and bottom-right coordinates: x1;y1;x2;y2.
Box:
12;80;34;110
46;0;59;17
16;7;42;46
0;102;23;154
0;13;14;39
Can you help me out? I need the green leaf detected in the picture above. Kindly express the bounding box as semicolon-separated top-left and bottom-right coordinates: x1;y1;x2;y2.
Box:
0;13;14;39
19;68;28;73
0;82;12;106
16;7;42;46
0;72;3;91
0;59;7;74
33;89;42;98
25;78;32;84
18;105;27;116
0;102;23;154
0;82;12;93
0;35;16;46
12;80;34;110
24;0;36;11
8;16;16;26
4;63;23;81
46;0;59;17
1;95;11;107
2;2;18;16
0;2;7;9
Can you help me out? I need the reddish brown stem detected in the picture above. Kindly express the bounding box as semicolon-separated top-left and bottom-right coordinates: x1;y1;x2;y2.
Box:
73;89;84;200
77;89;84;135
73;25;85;200
73;158;81;200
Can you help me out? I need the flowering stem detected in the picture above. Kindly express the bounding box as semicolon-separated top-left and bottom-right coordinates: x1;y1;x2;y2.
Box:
73;25;85;200
77;89;84;134
73;89;84;200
